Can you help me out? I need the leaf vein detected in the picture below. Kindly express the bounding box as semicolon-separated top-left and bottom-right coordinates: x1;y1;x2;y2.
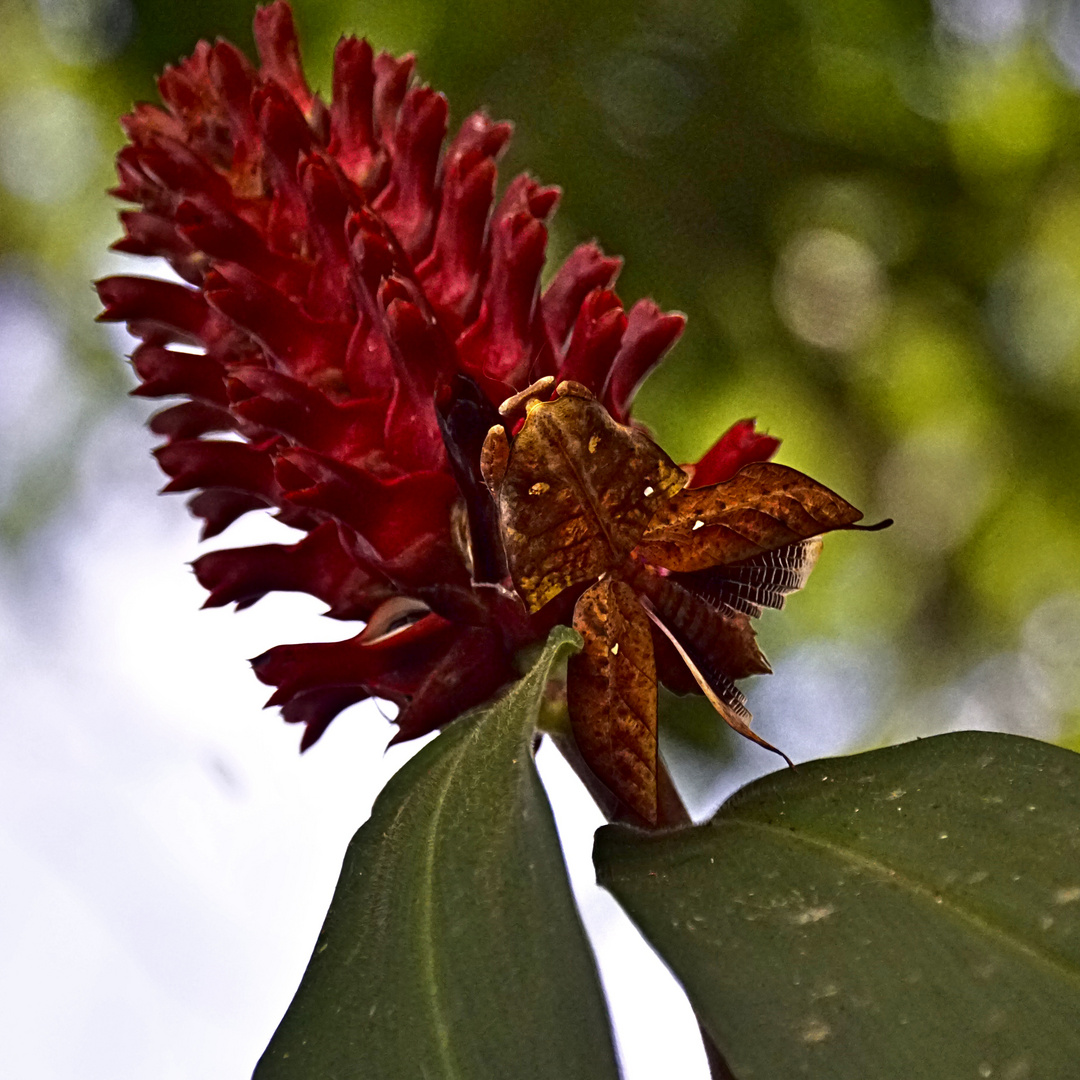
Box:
724;818;1080;991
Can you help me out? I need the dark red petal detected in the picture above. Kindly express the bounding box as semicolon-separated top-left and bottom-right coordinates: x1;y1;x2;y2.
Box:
129;343;227;404
277;450;459;579
194;520;391;617
293;687;374;750
555;287;628;394
149;401;235;440
372;51;415;146
175;199;305;294
383;297;452;391
687;419;781;488
253;614;513;748
296;159;358;319
205;264;350;382
111;146;162;206
373;85;448;260
253;0;313;112
416;113;512;333
456;175;559;394
207;40;260;150
391;626;516;742
254;83;317;243
96;276;214;346
329;36;380;185
155;438;278;499
602;299;685;423
126;135;235;206
498;172;561;221
226;366;383;460
114;211;204;285
542;242;622;350
189;489;271;539
157;48;212;123
119;101;175;144
251;611;452;701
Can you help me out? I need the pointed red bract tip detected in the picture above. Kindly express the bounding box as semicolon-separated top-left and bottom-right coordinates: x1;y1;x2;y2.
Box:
687;418;781;487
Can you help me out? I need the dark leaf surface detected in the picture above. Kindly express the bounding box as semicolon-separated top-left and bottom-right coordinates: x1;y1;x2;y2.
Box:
596;732;1080;1080
256;625;619;1080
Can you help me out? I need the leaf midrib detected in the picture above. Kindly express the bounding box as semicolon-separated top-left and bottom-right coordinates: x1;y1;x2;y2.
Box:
410;671;541;1080
543;411;619;557
720;816;1080;992
418;732;467;1080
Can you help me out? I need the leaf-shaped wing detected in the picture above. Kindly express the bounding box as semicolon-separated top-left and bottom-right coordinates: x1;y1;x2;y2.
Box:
567;579;659;823
637;462;862;573
492;383;686;612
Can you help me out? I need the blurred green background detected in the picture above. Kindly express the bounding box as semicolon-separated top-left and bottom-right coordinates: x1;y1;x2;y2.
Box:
2;0;1079;786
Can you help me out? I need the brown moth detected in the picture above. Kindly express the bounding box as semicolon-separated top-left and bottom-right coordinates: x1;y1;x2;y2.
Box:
481;379;880;824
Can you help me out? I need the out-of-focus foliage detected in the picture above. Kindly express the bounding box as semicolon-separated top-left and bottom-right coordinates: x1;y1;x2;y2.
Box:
2;0;1078;775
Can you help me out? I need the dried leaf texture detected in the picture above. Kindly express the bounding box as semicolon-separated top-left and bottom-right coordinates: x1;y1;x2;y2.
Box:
491;384;685;612
568;580;659;823
638;463;862;573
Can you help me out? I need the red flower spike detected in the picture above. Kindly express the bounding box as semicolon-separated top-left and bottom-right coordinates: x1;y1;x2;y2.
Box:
99;1;721;762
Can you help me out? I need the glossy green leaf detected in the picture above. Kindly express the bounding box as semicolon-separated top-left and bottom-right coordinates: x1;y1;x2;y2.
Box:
256;625;619;1080
595;731;1080;1080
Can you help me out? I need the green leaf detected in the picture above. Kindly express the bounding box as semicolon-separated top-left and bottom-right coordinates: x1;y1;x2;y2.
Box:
256;625;619;1080
595;731;1080;1080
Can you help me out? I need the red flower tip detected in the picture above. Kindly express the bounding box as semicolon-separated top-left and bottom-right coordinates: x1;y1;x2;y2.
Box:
602;301;685;423
253;1;314;114
687;418;781;488
102;0;687;749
